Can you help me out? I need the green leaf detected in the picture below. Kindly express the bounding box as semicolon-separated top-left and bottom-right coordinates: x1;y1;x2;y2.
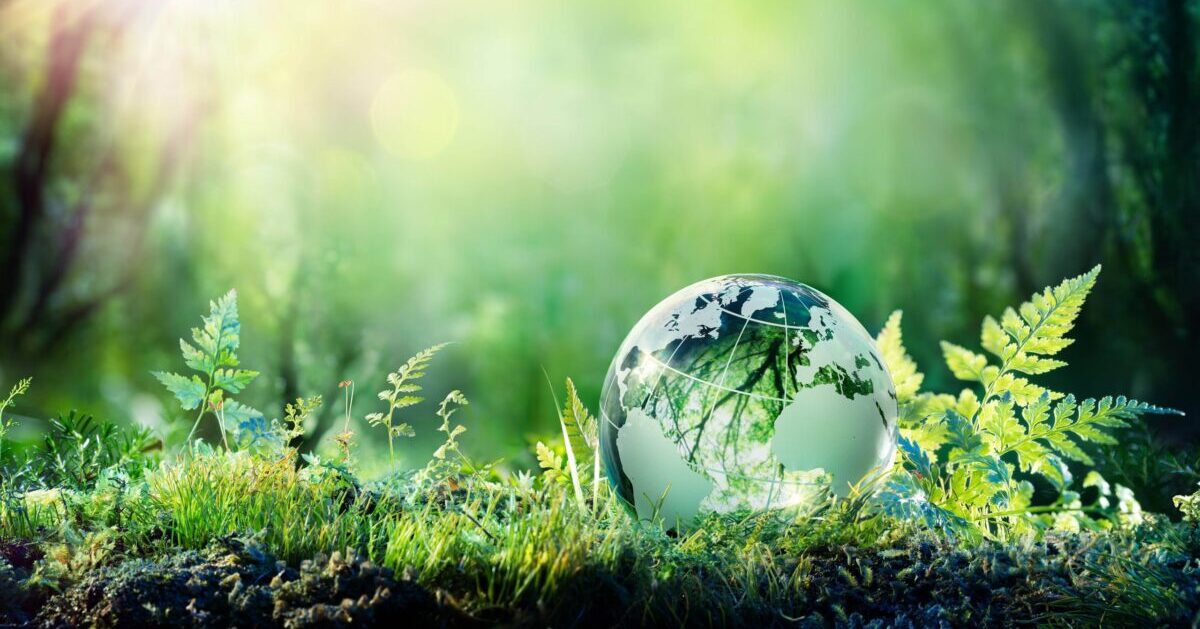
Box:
898;436;934;481
153;372;206;410
180;340;213;373
393;395;424;408
941;342;988;382
876;311;924;403
213;368;259;394
1021;392;1052;436
980;316;1013;361
191;290;242;364
978;396;1023;452
989;372;1057;407
536;440;567;484
943;410;985;459
219;400;260;426
562;378;596;454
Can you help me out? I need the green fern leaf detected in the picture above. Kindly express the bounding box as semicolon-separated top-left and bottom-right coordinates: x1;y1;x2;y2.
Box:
191;290;242;364
562;378;596;454
180;340;213;373
876;311;924;403
941;342;988;382
219;400;260;425
990;266;1099;376
943;410;985;458
978;396;1023;453
213;368;259;394
152;372;206;410
536;440;567;483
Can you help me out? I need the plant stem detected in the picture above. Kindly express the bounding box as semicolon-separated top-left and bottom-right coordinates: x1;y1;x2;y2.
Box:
185;322;227;448
972;504;1105;521
592;450;601;516
185;372;216;447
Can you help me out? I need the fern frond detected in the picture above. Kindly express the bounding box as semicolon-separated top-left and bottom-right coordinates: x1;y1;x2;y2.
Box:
370;342;450;471
983;265;1099;376
535;440;568;485
1002;394;1179;474
562;378;596;453
156;290;259;448
152;372;206;410
876;311;923;403
191;290;242;367
941;342;988;382
978;396;1023;454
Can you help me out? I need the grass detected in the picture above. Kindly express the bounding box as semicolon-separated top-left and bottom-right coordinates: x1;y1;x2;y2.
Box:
2;276;1200;625
3;433;1200;626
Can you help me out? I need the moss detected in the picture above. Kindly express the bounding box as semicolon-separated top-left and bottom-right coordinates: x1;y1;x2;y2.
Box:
5;522;1199;628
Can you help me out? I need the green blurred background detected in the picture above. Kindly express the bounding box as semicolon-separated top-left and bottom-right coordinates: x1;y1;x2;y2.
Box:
1;0;1197;471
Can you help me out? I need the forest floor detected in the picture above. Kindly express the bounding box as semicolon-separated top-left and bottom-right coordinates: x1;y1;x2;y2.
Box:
3;458;1200;628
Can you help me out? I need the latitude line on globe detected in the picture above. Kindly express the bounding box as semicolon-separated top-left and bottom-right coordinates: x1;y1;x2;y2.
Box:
695;293;814;330
597;408;826;486
597;408;835;487
637;353;792;404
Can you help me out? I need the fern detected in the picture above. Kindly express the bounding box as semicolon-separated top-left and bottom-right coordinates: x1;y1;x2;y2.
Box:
431;390;471;468
565;378;603;511
0;377;31;462
876;312;923;404
543;376;601;510
153;291;260;448
367;342;448;472
536;440;570;487
877;266;1183;538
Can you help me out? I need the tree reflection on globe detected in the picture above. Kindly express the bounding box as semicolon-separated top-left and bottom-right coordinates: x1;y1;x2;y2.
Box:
599;274;898;530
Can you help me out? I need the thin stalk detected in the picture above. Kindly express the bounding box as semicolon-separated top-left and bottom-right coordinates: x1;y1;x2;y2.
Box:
592;450;601;516
184;371;216;447
184;323;227;448
972;503;1106;521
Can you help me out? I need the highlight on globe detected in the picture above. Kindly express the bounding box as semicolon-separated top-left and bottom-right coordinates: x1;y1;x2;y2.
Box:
2;1;1198;626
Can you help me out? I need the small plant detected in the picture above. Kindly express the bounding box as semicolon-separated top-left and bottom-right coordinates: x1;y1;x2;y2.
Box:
1174;484;1200;522
538;377;601;512
367;343;449;472
334;380;356;465
0;377;31;462
431;391;471;468
36;411;158;492
876;266;1182;539
153;290;261;448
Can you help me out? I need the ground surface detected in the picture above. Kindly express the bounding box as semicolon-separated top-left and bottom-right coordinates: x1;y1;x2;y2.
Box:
4;525;1198;628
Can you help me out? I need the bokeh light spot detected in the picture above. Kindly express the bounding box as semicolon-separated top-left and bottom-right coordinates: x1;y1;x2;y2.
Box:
370;69;459;160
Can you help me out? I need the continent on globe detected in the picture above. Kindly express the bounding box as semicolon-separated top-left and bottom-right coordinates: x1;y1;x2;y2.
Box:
615;408;713;528
599;274;898;530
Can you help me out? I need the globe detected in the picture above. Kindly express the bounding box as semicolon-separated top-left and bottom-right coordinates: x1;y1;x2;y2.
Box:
599;274;898;530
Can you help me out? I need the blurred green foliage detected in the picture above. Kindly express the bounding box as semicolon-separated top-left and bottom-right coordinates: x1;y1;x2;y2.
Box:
0;0;1196;464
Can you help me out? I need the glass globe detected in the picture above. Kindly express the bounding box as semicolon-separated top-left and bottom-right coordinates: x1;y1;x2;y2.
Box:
599;274;897;530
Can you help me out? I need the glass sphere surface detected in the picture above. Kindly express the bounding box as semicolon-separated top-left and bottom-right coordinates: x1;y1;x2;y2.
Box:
599;274;897;529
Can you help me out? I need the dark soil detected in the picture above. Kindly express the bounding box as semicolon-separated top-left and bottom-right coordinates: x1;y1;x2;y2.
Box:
2;537;475;628
0;540;42;571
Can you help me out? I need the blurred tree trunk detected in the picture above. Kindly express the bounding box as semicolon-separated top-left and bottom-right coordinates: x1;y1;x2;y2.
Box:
0;3;99;325
1020;0;1199;426
0;3;202;360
